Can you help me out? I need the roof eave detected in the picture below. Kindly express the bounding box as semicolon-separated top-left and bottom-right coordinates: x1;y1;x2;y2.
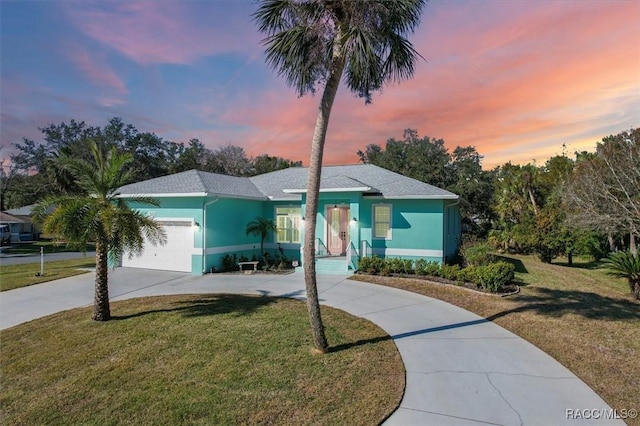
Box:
283;186;372;194
365;194;459;200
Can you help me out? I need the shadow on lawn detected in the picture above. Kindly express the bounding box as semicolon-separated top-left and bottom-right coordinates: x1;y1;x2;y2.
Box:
488;288;640;322
112;292;303;321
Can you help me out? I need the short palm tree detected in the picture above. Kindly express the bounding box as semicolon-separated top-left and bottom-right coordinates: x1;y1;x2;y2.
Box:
246;217;278;262
34;140;165;321
255;0;426;352
602;250;640;299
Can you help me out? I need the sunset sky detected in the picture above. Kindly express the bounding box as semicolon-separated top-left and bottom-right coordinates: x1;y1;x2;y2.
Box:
1;0;638;170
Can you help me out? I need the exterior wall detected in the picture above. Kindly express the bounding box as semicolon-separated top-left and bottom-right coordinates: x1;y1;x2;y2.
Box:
203;198;264;272
127;192;460;273
359;198;447;263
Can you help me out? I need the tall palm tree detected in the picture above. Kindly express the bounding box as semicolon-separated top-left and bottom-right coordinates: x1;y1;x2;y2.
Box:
34;140;165;321
255;0;426;352
246;216;278;262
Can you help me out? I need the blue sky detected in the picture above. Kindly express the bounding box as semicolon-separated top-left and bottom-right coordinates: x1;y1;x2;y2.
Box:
1;0;639;169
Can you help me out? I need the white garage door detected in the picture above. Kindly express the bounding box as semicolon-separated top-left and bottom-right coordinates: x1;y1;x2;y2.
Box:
122;220;194;272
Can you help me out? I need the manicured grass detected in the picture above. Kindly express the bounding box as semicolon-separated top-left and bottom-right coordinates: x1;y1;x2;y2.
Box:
352;255;640;425
0;258;96;291
0;294;404;425
1;240;94;255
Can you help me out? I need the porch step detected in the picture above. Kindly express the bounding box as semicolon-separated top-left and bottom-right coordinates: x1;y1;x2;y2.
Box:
315;256;354;275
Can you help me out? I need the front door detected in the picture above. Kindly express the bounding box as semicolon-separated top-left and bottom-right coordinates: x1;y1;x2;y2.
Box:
327;206;349;255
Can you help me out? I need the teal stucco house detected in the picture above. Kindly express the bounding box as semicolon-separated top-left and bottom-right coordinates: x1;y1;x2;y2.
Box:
117;164;460;274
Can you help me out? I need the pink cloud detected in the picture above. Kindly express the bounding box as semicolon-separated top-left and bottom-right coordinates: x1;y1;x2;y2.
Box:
65;1;260;65
67;45;127;97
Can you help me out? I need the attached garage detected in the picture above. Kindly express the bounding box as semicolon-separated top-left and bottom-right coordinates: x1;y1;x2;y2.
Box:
122;220;195;272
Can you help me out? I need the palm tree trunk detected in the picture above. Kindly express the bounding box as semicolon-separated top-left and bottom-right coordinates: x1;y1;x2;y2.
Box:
303;43;346;354
92;239;111;321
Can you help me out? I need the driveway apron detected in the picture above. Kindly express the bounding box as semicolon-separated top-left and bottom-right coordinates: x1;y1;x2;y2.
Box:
0;268;622;425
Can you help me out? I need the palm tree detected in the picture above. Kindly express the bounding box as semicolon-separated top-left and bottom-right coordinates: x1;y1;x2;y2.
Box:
602;250;640;299
255;0;426;352
34;140;165;321
245;217;278;262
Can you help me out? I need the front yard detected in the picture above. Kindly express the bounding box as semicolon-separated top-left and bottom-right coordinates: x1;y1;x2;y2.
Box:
352;254;640;425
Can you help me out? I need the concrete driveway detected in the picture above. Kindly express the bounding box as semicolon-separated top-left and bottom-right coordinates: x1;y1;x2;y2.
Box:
0;268;622;425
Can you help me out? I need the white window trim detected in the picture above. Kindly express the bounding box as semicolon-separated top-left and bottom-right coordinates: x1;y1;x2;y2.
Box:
372;204;392;240
275;205;302;244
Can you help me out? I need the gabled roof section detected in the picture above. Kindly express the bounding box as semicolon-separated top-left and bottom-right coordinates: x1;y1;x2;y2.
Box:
117;170;267;200
252;164;457;200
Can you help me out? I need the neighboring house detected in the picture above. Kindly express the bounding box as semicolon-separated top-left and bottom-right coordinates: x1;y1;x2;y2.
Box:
0;209;35;242
117;164;460;274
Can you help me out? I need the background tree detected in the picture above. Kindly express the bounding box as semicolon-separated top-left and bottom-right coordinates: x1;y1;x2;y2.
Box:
359;129;494;234
358;129;453;188
252;154;303;176
34;140;165;321
562;128;640;254
245;217;278;262
255;0;426;352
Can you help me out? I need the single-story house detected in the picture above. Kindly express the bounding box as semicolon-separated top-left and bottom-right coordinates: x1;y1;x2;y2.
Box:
117;164;460;274
0;209;35;242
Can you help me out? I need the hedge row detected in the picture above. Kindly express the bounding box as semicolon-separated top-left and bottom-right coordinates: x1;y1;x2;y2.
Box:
357;256;515;293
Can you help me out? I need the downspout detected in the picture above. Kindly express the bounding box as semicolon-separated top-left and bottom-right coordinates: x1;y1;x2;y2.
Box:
202;196;220;274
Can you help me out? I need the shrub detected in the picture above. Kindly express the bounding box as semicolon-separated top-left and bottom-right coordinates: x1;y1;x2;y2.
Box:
602;250;640;299
221;254;237;272
414;258;426;275
440;264;461;281
387;258;405;274
473;261;515;292
358;256;385;274
460;241;495;267
424;261;441;277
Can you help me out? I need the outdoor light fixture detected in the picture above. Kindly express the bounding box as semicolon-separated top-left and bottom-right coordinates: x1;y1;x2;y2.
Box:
194;221;201;227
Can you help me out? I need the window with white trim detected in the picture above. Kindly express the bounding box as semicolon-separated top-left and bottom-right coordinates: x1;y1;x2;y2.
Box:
373;204;392;239
276;207;301;243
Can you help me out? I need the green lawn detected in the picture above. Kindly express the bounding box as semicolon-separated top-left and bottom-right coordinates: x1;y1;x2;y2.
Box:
1;240;94;255
0;257;95;291
352;254;640;426
0;294;404;425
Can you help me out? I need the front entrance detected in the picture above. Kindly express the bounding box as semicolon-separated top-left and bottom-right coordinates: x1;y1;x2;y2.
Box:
326;206;349;256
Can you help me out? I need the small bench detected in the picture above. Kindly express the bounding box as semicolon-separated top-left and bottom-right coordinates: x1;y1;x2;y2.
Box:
238;261;259;274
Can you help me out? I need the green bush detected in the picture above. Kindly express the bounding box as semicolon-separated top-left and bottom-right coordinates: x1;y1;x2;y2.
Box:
460;241;495;267
221;254;237;272
440;264;461;281
387;258;405;274
358;256;386;274
473;261;515;292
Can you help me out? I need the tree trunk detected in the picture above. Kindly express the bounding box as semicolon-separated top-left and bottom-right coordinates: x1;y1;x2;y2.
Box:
92;240;111;321
303;43;346;354
567;250;573;267
608;234;616;252
630;231;637;256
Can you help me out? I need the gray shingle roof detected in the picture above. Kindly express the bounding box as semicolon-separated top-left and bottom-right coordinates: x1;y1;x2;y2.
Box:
117;170;266;200
252;164;458;200
117;165;458;201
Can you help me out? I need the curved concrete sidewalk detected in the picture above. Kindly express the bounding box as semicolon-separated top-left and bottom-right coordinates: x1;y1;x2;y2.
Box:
0;268;622;425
